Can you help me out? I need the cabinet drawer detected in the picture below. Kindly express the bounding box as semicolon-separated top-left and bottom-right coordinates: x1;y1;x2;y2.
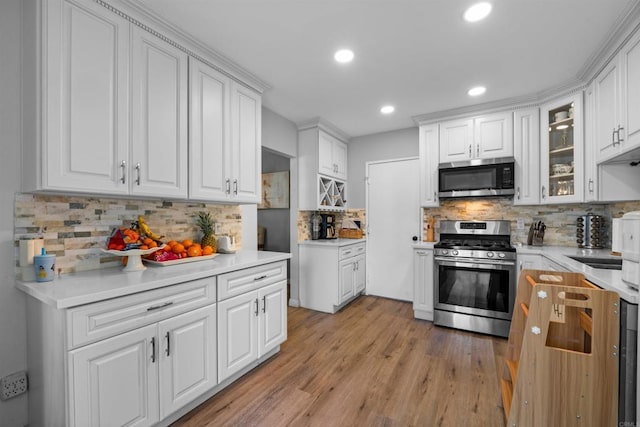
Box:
218;261;287;301
339;243;365;260
67;277;216;349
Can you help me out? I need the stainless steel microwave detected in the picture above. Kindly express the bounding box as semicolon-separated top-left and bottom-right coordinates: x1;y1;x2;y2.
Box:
438;157;515;198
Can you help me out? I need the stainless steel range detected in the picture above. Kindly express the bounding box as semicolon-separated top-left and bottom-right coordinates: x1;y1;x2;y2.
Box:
434;220;516;338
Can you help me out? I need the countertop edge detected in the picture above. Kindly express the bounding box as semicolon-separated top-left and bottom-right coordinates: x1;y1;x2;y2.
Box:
298;238;366;247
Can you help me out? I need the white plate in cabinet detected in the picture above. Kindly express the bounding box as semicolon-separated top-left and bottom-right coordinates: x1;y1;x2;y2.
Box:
217;261;287;301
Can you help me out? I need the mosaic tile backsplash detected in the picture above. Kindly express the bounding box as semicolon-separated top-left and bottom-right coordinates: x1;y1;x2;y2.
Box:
422;199;640;247
14;194;242;274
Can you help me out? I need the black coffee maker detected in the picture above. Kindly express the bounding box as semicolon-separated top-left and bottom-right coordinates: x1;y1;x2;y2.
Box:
319;213;337;239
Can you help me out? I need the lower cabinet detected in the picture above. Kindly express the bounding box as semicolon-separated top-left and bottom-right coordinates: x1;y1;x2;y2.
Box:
413;248;434;321
217;280;287;382
517;253;569;273
299;241;366;313
69;304;217;426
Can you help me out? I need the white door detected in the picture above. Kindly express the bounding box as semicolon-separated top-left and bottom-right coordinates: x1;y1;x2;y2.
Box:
258;281;287;356
354;254;366;293
69;324;159;427
217;292;258;382
158;304;217;418
475;112;514;159
318;130;336;177
338;258;355;304
332;139;348;180
366;158;421;301
439;119;473;163
131;27;188;198
413;249;434;319
230;82;261;203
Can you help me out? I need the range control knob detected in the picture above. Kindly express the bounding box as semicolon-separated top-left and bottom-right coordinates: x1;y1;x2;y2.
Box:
441;249;448;255
487;252;495;258
497;252;505;258
452;250;459;256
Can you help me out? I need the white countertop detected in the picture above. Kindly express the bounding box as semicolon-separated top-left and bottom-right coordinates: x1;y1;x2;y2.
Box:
412;241;436;249
298;238;366;247
517;245;638;304
16;250;291;309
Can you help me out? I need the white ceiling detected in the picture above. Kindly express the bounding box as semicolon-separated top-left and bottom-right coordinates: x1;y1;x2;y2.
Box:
132;0;638;138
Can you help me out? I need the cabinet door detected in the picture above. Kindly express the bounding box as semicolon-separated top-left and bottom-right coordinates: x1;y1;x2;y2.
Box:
69;324;159;427
474;112;514;159
131;27;188;198
439;119;473;163
218;292;258;382
413;249;434;320
620;30;640;153
230;83;261;203
46;0;129;194
158;304;217;418
513;109;540;205
419;124;440;207
584;83;598;201
318;130;336;177
517;254;542;274
354;254;366;293
258;281;287;357
338;258;356;304
332;138;348;181
594;60;621;162
189;58;231;201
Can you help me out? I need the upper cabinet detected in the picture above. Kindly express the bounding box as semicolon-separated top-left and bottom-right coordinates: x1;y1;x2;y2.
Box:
22;0;262;203
318;131;348;180
540;93;584;204
439;112;513;163
595;29;640;163
419;124;440;207
513;109;540;205
298;125;349;211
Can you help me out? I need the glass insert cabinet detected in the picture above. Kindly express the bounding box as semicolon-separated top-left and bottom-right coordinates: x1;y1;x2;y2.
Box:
540;93;584;203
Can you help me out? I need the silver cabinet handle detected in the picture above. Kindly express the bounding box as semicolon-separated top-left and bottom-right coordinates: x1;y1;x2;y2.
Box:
165;332;170;356
416;251;427;255
135;163;141;186
225;179;231;195
120;160;126;184
588;178;594;193
352;262;356;271
433;191;437;201
614;128;620;146
476;144;479;157
541;185;546;199
468;144;472;156
254;275;267;281
233;179;238;195
255;298;259;316
517;186;520;200
147;301;174;311
262;295;266;313
151;337;156;363
612;128;617;145
618;125;625;143
519;261;523;271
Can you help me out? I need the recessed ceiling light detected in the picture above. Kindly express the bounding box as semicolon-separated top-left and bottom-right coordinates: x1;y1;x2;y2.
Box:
380;105;395;114
467;86;486;96
334;49;354;63
464;2;492;22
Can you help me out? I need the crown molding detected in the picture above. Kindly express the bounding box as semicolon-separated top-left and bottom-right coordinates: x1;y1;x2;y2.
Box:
103;0;271;93
296;117;351;142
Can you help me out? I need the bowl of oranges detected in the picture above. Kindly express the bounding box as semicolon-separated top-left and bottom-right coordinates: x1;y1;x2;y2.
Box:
143;239;217;266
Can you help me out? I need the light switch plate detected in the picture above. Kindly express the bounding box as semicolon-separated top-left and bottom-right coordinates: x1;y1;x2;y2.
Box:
517;218;525;230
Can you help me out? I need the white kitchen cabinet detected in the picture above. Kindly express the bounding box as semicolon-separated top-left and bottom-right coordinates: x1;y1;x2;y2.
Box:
299;241;366;313
513;109;540;205
595;29;640;163
584;83;599;201
517;254;542;273
419;124;440;207
540;93;584;204
70;304;217;426
218;280;287;382
298;124;350;211
413;248;434;321
23;0;131;195
439;112;513;163
131;27;188;199
318;130;348;180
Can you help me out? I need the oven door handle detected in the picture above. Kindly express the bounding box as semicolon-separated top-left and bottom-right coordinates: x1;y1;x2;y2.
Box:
434;257;515;269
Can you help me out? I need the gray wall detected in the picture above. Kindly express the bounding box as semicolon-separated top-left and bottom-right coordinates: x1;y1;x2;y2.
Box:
258;150;291;253
0;0;29;423
262;107;297;158
347;127;419;208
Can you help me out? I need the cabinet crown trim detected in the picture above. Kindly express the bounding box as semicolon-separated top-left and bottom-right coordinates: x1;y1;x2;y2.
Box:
297;117;350;142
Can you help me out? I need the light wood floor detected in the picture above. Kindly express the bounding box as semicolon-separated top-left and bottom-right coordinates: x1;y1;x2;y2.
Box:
173;296;508;427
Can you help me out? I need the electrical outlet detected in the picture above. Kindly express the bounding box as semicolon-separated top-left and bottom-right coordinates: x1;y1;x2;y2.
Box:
1;371;28;401
517;218;525;230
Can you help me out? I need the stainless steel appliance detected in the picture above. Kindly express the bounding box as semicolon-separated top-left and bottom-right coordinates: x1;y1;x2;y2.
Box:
576;214;604;249
434;220;516;337
438;157;515;199
618;299;637;424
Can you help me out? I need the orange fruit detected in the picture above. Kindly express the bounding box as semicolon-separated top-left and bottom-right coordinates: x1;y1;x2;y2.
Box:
148;240;158;248
166;240;178;248
171;243;185;254
182;239;193;248
202;245;214;255
139;245;149;250
143;237;154;246
187;245;202;257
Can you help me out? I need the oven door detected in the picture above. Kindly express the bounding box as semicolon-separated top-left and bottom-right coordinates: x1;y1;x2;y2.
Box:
434;256;516;320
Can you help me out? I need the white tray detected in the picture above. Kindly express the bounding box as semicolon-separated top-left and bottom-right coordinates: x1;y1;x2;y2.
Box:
102;246;165;272
143;253;218;266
